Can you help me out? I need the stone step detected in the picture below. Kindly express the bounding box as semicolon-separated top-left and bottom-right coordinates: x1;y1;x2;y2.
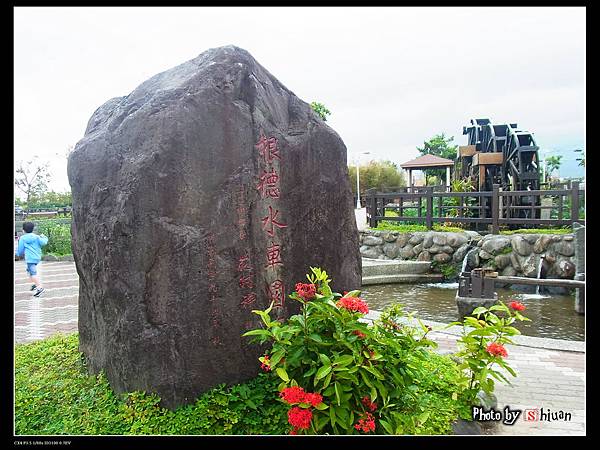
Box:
362;274;444;286
362;259;432;277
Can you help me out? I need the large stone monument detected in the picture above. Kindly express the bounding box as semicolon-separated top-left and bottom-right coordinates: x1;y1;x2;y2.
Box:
67;45;361;409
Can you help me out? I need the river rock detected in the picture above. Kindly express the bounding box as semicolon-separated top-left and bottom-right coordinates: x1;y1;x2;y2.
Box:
464;230;482;242
417;251;431;261
400;244;415;259
509;253;522;272
467;249;480;268
383;243;399;259
441;245;455;255
413;243;423;255
521;255;539;278
447;233;468;248
554;240;575;257
533;235;553;253
409;232;425;245
67;45;361;409
422;233;433;249
557;259;576;278
479;250;492;260
433;234;447;246
494;254;511;270
501;266;517;277
511;235;532;256
361;246;381;259
363;235;383;246
524;234;538;244
433;252;451;263
481;236;511;255
397;233;411;247
453;244;470;263
382;231;398;243
428;245;441;254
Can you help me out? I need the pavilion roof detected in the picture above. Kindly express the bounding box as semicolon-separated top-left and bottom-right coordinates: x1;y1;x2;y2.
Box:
400;154;454;169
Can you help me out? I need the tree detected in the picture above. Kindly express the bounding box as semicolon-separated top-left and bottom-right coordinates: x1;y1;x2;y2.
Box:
15;158;51;209
28;191;72;209
544;155;563;180
417;133;458;160
416;133;458;180
310;102;331;121
348;160;406;195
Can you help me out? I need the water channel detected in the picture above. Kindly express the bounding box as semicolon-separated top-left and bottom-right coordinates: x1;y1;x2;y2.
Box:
361;283;585;341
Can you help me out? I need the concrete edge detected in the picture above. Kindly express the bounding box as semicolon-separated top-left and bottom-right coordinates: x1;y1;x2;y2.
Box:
363;310;585;353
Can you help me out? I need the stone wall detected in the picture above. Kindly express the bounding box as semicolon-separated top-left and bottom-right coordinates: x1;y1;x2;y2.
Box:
359;230;576;290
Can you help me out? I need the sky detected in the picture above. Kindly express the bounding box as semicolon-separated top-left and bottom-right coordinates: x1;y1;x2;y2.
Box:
14;6;585;195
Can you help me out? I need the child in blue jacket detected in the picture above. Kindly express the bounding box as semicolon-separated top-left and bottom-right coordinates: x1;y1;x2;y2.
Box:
16;221;48;297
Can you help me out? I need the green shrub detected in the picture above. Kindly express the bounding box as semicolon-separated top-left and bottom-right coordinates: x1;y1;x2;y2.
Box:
243;268;467;435
447;301;530;405
15;333;288;435
34;219;72;256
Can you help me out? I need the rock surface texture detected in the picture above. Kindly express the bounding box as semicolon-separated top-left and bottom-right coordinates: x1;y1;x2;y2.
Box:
67;46;361;409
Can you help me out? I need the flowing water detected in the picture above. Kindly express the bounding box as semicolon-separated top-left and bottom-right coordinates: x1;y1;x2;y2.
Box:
360;283;585;341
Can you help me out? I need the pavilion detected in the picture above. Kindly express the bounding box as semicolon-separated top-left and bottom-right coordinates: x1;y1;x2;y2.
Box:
400;154;454;191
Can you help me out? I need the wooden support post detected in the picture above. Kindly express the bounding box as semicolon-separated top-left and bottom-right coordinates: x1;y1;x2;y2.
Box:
571;181;580;224
492;184;500;234
426;187;433;230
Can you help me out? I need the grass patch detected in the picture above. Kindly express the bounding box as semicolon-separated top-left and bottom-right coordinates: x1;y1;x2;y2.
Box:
374;222;465;233
500;227;572;235
15;333;469;435
15;334;287;435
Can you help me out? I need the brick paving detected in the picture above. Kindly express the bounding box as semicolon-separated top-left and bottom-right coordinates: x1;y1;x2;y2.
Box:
14;260;585;435
14;261;79;344
425;329;585;435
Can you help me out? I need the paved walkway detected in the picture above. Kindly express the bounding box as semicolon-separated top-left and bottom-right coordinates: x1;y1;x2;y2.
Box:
14;260;79;344
14;260;585;435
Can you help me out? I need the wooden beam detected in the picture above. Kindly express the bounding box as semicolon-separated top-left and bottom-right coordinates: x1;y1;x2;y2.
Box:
493;276;585;289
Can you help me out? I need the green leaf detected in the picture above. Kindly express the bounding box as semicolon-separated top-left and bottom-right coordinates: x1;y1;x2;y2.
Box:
363;365;384;380
276;368;289;382
342;290;361;298
319;354;331;366
315;365;332;381
323;370;333;389
370;386;377;402
315;402;329;410
417;411;430;425
471;306;488;316
241;329;271;338
310;333;324;343
269;349;285;367
380;419;393;434
333;354;354;367
334;382;341;406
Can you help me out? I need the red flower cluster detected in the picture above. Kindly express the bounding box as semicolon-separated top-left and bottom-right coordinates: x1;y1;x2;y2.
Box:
354;412;376;433
281;386;324;434
280;386;323;407
304;392;324;407
288;407;313;430
295;283;317;301
486;342;508;358
352;330;366;339
280;386;307;404
361;396;377;412
260;355;271;372
336;297;369;314
508;301;526;311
